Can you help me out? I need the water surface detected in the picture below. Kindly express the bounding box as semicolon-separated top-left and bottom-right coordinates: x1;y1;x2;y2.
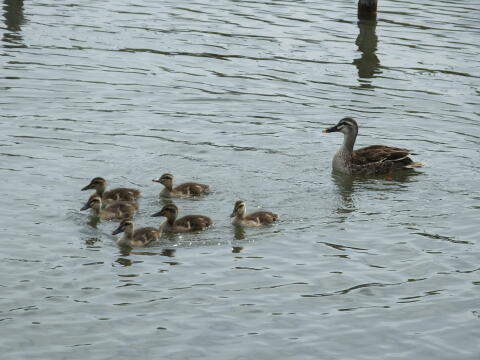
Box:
1;0;479;359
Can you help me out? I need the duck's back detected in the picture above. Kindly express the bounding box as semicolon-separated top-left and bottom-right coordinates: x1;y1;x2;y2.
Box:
176;215;212;231
133;227;160;245
351;145;415;174
174;182;210;196
105;201;136;218
104;187;141;201
352;145;411;165
245;211;278;225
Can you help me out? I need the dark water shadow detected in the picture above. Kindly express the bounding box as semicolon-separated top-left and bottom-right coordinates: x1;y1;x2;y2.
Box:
353;17;380;84
2;0;25;47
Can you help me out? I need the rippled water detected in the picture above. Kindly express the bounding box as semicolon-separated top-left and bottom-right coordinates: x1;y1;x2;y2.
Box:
1;0;479;358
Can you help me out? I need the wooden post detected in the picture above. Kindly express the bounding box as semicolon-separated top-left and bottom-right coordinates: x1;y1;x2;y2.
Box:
358;0;378;20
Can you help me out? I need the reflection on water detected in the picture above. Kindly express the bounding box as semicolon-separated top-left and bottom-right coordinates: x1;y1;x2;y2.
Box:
331;169;422;217
161;248;176;257
2;0;24;46
332;172;356;215
232;225;246;240
86;215;101;229
354;18;380;81
232;246;243;253
117;247;176;259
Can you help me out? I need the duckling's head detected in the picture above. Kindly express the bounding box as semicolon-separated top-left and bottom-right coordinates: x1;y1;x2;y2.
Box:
112;218;134;235
80;195;102;211
82;177;107;191
323;117;358;136
152;173;173;188
230;200;246;218
151;203;178;218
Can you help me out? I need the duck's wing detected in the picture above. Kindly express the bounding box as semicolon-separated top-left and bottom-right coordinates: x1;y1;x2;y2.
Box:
245;211;278;225
106;202;136;218
352;145;411;165
174;182;210;196
176;215;213;230
104;188;141;201
104;200;139;210
133;227;160;245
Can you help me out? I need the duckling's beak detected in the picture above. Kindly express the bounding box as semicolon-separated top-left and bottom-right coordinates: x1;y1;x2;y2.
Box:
322;125;339;133
151;210;164;217
152;177;162;183
111;226;123;235
230;210;236;218
80;202;91;211
81;183;93;191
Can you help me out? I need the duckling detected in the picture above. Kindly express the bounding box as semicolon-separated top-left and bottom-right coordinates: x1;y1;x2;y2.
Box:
111;218;160;247
80;195;136;220
151;203;212;233
81;177;141;202
152;173;210;198
87;192;139;211
230;200;278;227
323;117;424;175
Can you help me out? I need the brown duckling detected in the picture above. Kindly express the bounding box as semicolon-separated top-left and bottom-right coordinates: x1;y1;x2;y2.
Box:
80;195;136;220
151;203;212;233
152;173;210;198
87;192;139;211
230;200;278;227
323;117;424;175
81;177;141;202
111;218;161;247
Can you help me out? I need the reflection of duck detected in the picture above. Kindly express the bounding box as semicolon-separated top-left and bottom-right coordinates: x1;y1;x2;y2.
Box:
112;218;160;247
323;117;424;175
80;195;136;220
230;201;278;227
332;172;356;212
232;225;246;240
151;203;212;233
152;173;210;198
81;177;141;202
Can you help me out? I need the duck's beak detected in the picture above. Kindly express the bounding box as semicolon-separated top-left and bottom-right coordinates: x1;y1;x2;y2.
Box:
322;125;339;133
152;177;162;183
230;210;236;218
81;183;93;191
151;210;164;217
80;202;91;211
111;226;123;235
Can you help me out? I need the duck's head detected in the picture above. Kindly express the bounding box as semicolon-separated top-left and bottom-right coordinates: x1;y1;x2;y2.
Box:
152;173;173;188
80;195;102;211
82;177;106;191
151;203;178;218
112;218;134;235
230;200;246;218
323;117;358;136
